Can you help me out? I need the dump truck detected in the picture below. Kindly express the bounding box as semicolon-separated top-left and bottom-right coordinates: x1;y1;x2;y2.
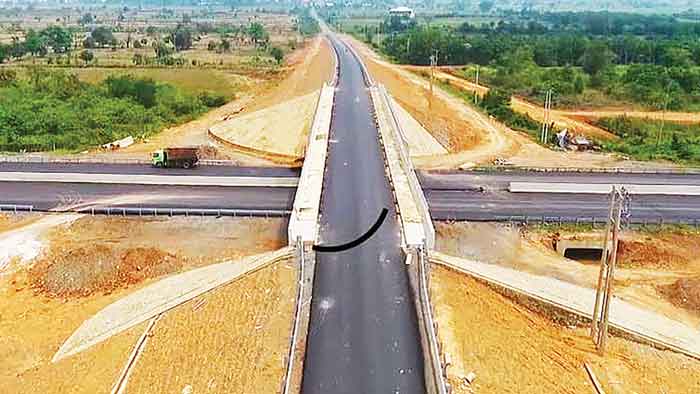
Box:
151;147;199;169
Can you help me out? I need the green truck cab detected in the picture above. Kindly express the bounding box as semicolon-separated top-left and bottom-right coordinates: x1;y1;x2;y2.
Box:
151;147;199;169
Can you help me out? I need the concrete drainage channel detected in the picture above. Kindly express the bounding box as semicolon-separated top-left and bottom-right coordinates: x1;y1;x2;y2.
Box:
354;39;448;394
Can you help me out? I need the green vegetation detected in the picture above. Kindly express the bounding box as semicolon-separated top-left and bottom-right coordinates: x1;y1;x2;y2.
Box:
352;11;700;111
439;79;543;141
0;69;227;152
596;117;700;164
293;7;320;36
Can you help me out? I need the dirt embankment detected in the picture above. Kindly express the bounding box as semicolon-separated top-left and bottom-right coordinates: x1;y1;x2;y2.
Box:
346;37;643;169
436;222;700;327
0;216;289;393
125;261;296;394
431;265;700;394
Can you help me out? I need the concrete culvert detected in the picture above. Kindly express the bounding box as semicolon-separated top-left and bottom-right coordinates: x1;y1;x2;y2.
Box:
563;248;603;262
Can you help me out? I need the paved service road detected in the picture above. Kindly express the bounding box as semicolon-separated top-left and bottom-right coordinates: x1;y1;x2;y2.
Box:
0;182;295;212
0;162;300;177
301;35;425;394
418;170;700;190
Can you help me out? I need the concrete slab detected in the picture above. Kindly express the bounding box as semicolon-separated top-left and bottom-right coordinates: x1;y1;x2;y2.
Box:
431;251;700;360
288;85;334;245
510;182;700;196
53;247;294;362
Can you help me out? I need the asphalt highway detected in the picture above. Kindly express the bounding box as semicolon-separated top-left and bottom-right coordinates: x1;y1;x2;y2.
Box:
0;162;300;177
426;189;700;223
418;170;700;190
0;182;295;212
419;170;700;223
300;35;426;393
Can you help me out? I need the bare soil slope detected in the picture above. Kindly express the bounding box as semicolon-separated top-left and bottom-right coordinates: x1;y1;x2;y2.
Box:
431;265;700;394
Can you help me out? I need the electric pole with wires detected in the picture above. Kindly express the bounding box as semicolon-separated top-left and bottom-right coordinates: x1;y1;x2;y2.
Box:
591;186;631;354
540;89;553;144
429;49;438;109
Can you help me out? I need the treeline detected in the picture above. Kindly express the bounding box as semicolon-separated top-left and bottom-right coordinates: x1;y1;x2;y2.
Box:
0;69;226;152
380;25;700;69
0;20;283;66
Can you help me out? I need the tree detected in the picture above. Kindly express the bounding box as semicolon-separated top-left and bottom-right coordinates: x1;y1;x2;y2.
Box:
91;26;115;48
24;29;47;56
0;44;8;63
40;26;72;53
660;47;692;68
582;41;613;76
247;22;269;49
171;25;193;51
270;46;284;63
153;41;175;63
79;13;94;25
79;49;94;65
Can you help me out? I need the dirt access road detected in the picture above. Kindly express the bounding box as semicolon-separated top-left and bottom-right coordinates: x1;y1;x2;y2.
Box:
345;37;658;170
432;67;700;136
0;215;293;393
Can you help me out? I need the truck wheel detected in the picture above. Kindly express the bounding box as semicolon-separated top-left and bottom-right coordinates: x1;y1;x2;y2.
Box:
154;162;163;168
183;161;191;169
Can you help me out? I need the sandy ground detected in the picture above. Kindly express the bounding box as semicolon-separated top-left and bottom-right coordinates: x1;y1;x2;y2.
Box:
124;260;296;394
0;215;289;392
435;222;700;329
430;265;700;394
0;213;82;273
195;36;335;161
209;90;320;157
389;97;448;157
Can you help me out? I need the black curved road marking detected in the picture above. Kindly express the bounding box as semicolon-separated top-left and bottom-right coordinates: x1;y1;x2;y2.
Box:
313;208;389;252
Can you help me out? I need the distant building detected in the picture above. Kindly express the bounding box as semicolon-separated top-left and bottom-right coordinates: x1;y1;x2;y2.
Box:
388;6;415;19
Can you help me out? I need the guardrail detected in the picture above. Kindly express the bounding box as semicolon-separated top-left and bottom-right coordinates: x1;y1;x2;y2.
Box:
327;36;340;87
0;204;34;212
0;156;243;167
0;203;290;218
433;214;700;227
410;247;449;394
462;165;700;175
287;83;335;245
379;86;435;250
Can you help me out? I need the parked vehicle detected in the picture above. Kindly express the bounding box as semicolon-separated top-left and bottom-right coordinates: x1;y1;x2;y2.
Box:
151;147;199;169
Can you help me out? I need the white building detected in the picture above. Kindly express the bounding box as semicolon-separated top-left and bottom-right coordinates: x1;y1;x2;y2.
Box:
388;6;415;19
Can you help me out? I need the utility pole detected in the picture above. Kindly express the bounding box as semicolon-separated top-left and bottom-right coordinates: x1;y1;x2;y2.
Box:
656;77;672;149
591;186;630;354
540;89;553;144
429;49;438;109
474;65;480;103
